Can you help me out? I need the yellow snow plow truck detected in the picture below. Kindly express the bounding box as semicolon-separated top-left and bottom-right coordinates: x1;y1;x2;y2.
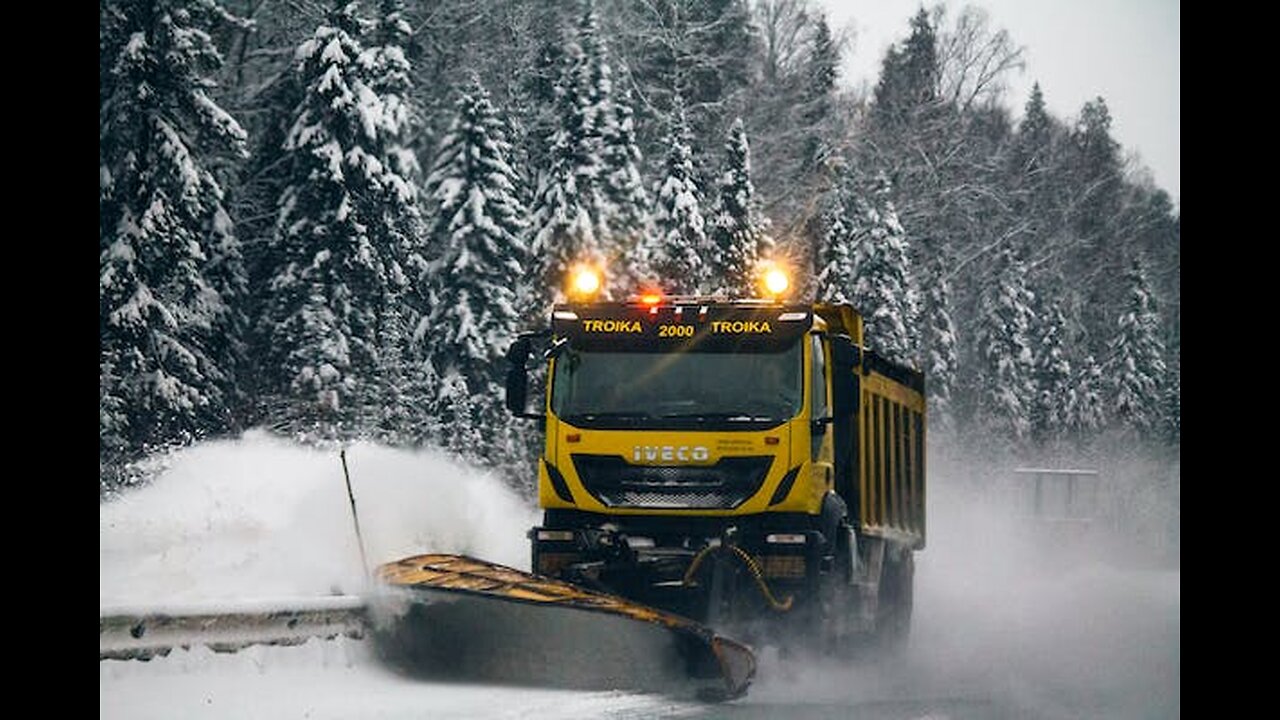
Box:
505;275;927;657
100;269;927;702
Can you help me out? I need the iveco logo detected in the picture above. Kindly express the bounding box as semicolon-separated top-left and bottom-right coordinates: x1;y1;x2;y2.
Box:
633;445;711;463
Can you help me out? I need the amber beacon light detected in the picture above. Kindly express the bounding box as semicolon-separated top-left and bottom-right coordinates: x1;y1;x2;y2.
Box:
568;264;603;299
761;264;790;298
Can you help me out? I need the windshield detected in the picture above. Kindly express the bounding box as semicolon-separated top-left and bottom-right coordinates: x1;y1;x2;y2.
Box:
551;341;803;429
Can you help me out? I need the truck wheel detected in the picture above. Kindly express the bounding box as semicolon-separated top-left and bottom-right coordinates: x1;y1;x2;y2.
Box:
876;551;913;653
818;522;857;657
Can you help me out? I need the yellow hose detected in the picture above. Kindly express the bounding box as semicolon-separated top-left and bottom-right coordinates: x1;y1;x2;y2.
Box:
682;544;718;586
682;544;794;612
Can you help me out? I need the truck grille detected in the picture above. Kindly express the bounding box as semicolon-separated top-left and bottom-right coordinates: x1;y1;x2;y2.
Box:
570;455;774;509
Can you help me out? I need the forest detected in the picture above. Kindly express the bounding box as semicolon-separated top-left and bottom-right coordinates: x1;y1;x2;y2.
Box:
100;0;1180;507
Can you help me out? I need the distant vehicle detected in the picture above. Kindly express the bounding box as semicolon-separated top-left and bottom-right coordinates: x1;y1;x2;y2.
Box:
1009;467;1102;560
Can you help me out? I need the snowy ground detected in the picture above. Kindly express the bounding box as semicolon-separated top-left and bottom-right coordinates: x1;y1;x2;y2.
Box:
100;431;1178;719
99;637;703;720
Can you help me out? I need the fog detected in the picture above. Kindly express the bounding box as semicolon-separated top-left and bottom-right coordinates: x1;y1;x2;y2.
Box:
740;439;1180;719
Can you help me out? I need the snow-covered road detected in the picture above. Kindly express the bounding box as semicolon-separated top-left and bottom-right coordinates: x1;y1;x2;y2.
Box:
99;637;704;720
100;432;1178;719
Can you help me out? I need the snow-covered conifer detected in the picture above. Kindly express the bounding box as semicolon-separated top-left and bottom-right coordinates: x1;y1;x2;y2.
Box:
709;118;773;297
419;78;528;463
799;15;839;174
1030;293;1073;448
1013;82;1052;175
973;245;1036;446
364;0;424;443
815;169;859;302
432;373;485;464
1107;258;1167;442
1164;348;1180;447
820;172;918;366
100;0;250;485
921;262;958;434
600;88;653;290
643;107;708;295
872;7;939;130
256;2;422;439
365;0;420;188
1068;353;1106;448
528;7;609;303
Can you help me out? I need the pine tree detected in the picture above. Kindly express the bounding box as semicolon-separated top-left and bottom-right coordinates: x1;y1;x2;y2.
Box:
528;3;611;304
100;0;250;489
365;0;423;443
1163;325;1180;447
1067;353;1106;450
1072;98;1123;227
1163;349;1180;447
600;87;653;290
799;14;838;175
1030;292;1073;449
709;118;773;297
256;2;422;440
816;209;856;303
366;0;420;188
921;261;958;435
680;0;759;143
1070;97;1127;357
1107;258;1167;442
520;5;574;175
972;245;1036;448
419;78;528;466
819;172;918;366
1012;82;1051;176
371;297;414;445
432;373;485;464
1008;82;1064;263
872;7;939;131
643;106;709;295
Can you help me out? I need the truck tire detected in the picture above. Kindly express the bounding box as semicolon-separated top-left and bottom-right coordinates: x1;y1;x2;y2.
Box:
816;521;857;657
876;550;914;653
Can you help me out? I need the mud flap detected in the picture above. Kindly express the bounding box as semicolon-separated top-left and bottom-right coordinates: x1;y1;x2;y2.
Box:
371;554;756;700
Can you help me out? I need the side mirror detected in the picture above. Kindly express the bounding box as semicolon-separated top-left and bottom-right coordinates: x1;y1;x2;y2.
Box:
810;416;834;436
504;336;542;419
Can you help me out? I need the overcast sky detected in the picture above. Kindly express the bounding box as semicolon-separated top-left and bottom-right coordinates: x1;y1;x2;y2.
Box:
820;0;1180;207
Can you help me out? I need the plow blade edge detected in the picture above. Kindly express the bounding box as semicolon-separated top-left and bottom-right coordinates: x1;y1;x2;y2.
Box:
371;553;756;700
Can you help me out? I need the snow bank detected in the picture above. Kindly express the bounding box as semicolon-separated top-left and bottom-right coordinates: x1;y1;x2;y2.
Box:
100;429;539;605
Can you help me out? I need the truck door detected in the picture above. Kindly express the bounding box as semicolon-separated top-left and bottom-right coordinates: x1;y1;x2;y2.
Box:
810;334;834;491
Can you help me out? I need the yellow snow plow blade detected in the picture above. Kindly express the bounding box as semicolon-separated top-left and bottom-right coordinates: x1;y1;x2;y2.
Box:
371;553;756;700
